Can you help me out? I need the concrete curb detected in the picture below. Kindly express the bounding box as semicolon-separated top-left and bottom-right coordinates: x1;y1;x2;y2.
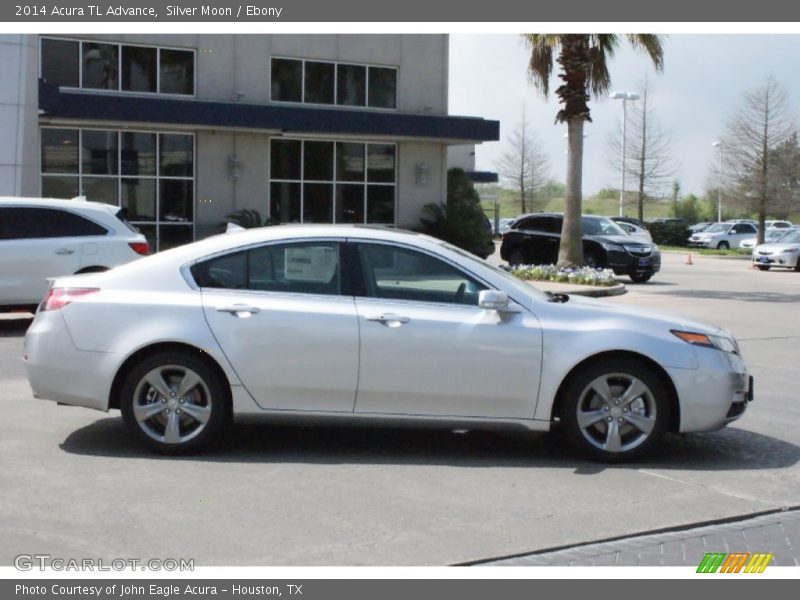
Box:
526;281;627;298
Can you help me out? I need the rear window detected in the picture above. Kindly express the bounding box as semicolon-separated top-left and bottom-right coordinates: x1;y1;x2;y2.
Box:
0;206;108;240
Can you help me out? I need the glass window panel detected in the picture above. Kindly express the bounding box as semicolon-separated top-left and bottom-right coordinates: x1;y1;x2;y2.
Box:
81;130;119;175
367;186;395;224
191;250;246;289
368;67;397;109
269;182;301;224
41;176;79;199
271;58;302;102
6;207;107;239
248;243;340;294
303;141;333;181
336;64;366;106
121;178;156;221
159;49;194;95
335;185;364;224
304;61;334;105
41;128;79;174
159;180;193;223
121;45;157;92
302;183;333;223
159;134;193;177
82;42;119;90
336;142;365;182
158;225;194;251
121;132;157;176
81;177;118;206
367;144;396;183
270;139;301;181
41;39;79;88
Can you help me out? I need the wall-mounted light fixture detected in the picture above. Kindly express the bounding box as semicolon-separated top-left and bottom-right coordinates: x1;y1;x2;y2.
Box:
228;155;241;181
415;162;429;186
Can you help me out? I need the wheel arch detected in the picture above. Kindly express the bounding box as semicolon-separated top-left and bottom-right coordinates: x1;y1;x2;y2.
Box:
75;265;110;274
108;341;233;411
550;350;681;433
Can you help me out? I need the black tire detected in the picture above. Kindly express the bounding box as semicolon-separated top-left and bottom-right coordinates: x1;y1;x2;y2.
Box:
559;357;669;462
717;241;730;250
756;265;771;271
508;250;526;266
583;252;601;269
120;351;230;454
795;259;800;273
629;273;652;283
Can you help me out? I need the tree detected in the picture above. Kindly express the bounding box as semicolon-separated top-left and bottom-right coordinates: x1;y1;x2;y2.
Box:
606;77;677;222
522;34;664;267
721;76;795;243
769;133;800;219
497;109;550;214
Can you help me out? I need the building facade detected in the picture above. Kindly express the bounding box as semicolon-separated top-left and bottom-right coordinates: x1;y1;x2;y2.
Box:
0;34;498;251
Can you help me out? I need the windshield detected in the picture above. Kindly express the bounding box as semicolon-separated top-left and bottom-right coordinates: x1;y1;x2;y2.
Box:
704;223;729;233
582;216;628;237
765;229;787;242
779;230;800;244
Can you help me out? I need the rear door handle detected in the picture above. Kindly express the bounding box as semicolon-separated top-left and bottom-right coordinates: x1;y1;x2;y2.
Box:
216;304;261;317
55;248;75;255
365;313;410;325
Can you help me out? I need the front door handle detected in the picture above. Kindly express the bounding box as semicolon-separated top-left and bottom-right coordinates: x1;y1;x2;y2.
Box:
55;248;75;255
216;304;261;317
365;313;410;325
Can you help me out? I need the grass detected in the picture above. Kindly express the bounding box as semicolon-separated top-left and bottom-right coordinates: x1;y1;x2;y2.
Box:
661;245;752;257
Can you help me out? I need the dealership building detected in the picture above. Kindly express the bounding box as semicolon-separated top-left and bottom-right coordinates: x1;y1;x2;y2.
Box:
0;34;499;250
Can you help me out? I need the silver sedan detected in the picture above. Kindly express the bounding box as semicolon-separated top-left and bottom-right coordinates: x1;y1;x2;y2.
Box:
24;226;752;461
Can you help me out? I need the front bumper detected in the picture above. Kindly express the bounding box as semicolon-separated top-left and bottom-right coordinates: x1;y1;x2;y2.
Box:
687;239;714;248
667;347;751;433
606;250;661;276
753;253;799;268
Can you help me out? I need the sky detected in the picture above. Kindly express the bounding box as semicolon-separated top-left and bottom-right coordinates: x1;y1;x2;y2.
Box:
448;34;800;197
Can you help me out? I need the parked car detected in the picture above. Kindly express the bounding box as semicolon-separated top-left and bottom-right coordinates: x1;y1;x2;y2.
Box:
687;221;757;249
739;227;795;249
765;220;793;230
0;197;148;311
25;225;752;461
501;213;661;283
688;221;713;234
752;228;800;271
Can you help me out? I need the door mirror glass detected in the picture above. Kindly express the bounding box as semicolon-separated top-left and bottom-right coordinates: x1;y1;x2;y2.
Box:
478;290;510;311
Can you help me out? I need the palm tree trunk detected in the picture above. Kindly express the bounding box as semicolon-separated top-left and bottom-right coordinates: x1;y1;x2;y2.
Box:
558;118;584;267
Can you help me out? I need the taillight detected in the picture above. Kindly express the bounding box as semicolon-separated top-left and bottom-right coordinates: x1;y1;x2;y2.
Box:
40;288;99;311
129;241;149;256
502;233;508;243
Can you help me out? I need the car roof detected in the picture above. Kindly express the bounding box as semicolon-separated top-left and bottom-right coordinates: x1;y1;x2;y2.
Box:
0;196;120;216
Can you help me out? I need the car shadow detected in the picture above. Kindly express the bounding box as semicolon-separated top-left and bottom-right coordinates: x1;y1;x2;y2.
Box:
0;316;33;337
60;417;800;472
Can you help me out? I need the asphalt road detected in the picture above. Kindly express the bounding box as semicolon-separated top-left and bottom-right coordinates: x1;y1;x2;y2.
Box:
0;252;798;566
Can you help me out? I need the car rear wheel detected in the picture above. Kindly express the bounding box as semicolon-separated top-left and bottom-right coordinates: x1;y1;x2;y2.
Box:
559;358;668;462
507;250;526;266
717;241;730;250
121;351;230;454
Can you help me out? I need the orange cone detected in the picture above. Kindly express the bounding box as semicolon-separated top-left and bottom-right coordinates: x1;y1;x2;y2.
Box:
686;252;693;265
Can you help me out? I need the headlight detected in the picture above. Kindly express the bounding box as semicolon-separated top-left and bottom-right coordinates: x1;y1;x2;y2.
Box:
672;330;739;354
601;242;625;252
781;248;797;253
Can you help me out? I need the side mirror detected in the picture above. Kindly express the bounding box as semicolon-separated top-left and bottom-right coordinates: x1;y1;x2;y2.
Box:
479;290;511;311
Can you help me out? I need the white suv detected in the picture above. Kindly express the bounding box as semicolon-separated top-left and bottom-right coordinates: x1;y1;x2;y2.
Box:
0;197;148;311
687;221;757;249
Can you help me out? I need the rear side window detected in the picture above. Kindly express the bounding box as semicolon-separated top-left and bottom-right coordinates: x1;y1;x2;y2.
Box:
0;206;108;240
515;216;560;233
191;242;341;296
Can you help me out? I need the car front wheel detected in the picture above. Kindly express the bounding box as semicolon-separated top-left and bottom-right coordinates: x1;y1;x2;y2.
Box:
121;351;230;454
717;241;730;250
560;358;669;462
629;273;652;283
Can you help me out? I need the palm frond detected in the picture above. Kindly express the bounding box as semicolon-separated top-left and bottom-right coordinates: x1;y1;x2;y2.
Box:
521;34;559;96
625;34;665;71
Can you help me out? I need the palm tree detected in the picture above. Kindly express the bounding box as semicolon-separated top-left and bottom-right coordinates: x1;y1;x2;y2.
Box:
522;34;664;267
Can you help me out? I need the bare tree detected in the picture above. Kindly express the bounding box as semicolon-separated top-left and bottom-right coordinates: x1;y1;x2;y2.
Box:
769;133;800;219
721;75;795;243
607;78;677;222
497;109;550;214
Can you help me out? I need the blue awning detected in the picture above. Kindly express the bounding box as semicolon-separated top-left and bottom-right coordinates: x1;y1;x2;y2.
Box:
39;81;499;144
466;171;499;183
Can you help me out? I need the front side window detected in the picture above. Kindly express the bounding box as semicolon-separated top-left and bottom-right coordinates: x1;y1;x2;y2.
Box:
357;243;486;306
192;242;341;296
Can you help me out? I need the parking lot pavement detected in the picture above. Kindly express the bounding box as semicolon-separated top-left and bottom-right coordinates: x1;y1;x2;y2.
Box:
481;508;800;566
0;252;798;566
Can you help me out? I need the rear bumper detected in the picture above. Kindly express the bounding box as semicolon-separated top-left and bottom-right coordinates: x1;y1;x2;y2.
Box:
24;311;118;411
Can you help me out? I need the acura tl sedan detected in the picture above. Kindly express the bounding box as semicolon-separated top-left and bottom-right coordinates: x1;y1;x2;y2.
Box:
24;226;752;461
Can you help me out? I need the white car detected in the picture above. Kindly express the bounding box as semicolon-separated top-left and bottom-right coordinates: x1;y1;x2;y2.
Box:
687;221;757;249
0;197;148;311
25;225;752;461
765;220;793;230
752;229;800;271
739;228;794;249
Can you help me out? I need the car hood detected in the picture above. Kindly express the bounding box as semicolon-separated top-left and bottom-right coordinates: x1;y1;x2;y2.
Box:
755;242;800;252
586;234;654;247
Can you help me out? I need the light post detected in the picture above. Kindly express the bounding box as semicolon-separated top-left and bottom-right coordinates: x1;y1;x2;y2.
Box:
712;140;723;222
610;91;640;217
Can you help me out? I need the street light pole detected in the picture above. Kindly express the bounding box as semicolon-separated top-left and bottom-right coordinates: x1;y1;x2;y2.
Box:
611;91;640;217
712;141;723;222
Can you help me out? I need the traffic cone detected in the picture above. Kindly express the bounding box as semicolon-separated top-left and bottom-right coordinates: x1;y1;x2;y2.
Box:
686;252;693;265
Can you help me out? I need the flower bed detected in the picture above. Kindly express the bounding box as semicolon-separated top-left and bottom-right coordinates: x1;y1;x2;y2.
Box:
510;264;618;287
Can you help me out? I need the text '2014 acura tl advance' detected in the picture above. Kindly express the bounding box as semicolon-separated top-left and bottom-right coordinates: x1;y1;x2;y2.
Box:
24;226;752;461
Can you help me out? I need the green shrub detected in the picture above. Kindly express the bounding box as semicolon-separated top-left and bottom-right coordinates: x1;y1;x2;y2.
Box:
648;222;690;246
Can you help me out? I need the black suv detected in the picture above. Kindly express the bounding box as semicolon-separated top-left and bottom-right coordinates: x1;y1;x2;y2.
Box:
500;213;661;283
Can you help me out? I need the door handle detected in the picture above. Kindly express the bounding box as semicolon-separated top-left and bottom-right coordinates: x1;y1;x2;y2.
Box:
216;304;261;317
55;248;75;255
365;313;410;325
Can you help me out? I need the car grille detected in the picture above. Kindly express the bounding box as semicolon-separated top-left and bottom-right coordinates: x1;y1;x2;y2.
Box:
625;245;653;257
758;250;773;255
